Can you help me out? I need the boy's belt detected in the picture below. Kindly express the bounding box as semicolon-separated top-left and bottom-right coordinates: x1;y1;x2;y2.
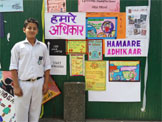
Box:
22;77;43;82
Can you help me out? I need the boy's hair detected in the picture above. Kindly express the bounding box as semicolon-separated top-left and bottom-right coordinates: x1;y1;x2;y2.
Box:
23;18;39;28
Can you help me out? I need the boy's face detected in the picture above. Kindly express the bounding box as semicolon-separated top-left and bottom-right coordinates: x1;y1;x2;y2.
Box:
23;22;38;39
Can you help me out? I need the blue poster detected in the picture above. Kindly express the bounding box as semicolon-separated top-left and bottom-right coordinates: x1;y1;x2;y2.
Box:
0;0;23;12
88;39;103;60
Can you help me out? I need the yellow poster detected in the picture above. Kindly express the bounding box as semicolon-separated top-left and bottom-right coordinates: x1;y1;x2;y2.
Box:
85;61;106;90
67;40;87;54
70;54;85;76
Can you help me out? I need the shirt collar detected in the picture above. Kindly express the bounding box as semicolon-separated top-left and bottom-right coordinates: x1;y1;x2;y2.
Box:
23;38;40;45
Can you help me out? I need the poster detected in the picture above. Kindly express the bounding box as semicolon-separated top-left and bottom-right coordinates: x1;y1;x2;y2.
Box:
126;6;149;39
42;76;61;104
0;71;15;122
67;40;87;54
109;61;140;82
70;54;85;76
85;61;106;91
86;17;117;39
105;39;149;57
0;0;23;12
45;39;66;55
44;0;66;13
86;12;126;39
50;56;67;75
45;12;86;39
88;40;103;60
88;61;141;102
78;0;120;12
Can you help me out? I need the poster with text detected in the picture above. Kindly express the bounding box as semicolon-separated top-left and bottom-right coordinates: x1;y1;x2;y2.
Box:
109;61;140;82
86;12;126;39
67;40;87;54
0;0;23;12
88;40;103;60
45;39;66;55
50;56;67;75
85;61;106;91
70;54;85;76
86;17;117;39
126;6;149;39
105;39;149;57
78;0;120;12
42;76;61;104
88;61;141;102
44;0;66;13
45;12;86;39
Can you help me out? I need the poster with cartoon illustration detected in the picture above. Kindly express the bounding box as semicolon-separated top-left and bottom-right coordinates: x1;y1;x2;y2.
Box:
126;6;149;39
88;40;103;60
44;0;66;13
0;71;15;122
109;61;140;82
86;17;117;39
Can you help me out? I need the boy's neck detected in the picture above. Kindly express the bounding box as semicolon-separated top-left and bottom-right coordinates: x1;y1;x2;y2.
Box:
27;38;36;46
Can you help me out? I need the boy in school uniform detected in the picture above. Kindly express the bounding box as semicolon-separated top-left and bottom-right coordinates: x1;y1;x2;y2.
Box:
10;18;51;122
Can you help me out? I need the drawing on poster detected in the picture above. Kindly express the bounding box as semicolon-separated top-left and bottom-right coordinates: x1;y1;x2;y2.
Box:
109;61;140;82
86;17;117;39
126;6;148;38
88;40;103;60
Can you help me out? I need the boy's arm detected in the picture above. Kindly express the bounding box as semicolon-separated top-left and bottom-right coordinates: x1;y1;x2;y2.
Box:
42;69;50;95
11;70;23;96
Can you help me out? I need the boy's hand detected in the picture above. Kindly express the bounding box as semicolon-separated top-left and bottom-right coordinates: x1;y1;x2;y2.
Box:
42;83;48;95
14;86;23;96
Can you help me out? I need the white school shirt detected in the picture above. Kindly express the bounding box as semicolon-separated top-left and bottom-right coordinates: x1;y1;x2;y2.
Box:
9;39;51;80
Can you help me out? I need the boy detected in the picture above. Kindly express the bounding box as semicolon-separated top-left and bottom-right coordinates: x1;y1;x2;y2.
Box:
10;18;51;122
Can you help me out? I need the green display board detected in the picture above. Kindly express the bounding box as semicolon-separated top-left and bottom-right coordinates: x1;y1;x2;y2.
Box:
0;0;161;121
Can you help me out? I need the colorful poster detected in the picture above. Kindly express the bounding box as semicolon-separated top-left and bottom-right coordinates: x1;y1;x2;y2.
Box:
0;71;15;122
86;17;117;39
67;40;87;54
126;6;149;39
85;61;106;91
45;12;86;39
88;40;103;60
45;39;66;55
86;12;126;39
0;0;23;12
42;76;61;104
105;39;149;57
78;0;120;12
88;61;141;102
44;0;66;13
70;54;85;76
109;61;140;82
50;56;67;75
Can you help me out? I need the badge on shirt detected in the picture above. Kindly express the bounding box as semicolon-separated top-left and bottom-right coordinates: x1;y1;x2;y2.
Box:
38;56;43;65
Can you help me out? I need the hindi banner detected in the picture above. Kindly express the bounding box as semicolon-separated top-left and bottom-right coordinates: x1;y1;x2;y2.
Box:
105;39;149;57
85;61;106;91
0;0;23;12
86;17;117;39
67;40;87;54
78;0;120;12
88;39;103;60
45;39;66;55
45;12;86;39
126;6;149;39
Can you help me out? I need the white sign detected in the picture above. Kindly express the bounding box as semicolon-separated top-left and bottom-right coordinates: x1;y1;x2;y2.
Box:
88;61;141;102
50;56;67;75
126;6;149;39
45;12;86;39
105;39;149;57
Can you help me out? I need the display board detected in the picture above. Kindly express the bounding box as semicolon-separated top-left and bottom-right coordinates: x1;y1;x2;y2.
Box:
0;0;161;121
